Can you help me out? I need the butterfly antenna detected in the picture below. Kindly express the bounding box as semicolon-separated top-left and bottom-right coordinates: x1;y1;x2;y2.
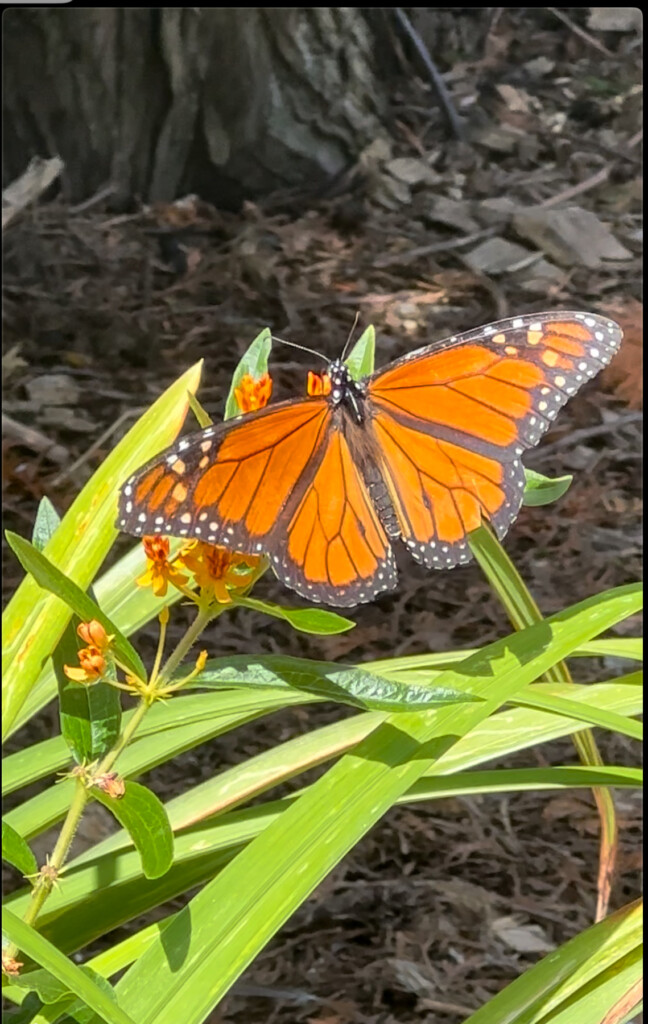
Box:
271;334;328;364
340;311;361;362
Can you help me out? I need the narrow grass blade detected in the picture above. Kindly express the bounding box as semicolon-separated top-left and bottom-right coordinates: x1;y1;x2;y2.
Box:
2;909;137;1024
511;686;643;740
469;522;637;920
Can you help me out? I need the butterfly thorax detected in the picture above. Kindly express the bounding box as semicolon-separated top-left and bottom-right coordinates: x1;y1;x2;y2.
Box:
327;359;367;424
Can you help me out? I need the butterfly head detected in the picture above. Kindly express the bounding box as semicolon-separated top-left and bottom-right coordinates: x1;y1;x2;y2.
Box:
327;359;367;421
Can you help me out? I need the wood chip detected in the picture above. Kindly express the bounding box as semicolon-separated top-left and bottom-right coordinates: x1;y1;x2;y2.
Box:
513;206;633;268
587;7;643;32
463;237;535;275
425;197;480;233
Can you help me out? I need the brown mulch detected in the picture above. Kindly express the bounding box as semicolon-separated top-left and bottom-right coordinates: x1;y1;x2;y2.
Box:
2;9;642;1023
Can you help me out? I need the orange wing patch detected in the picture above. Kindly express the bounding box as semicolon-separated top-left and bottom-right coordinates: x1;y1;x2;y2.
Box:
275;430;397;606
369;312;622;461
370;411;523;568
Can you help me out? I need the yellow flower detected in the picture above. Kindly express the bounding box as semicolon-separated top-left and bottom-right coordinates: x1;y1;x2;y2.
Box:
234;372;273;413
64;645;107;684
136;535;189;597
178;541;261;604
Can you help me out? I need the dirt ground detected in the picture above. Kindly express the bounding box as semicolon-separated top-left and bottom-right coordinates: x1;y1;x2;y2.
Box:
2;9;642;1023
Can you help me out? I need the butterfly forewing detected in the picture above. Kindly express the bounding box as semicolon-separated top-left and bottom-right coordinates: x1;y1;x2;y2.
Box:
118;398;331;553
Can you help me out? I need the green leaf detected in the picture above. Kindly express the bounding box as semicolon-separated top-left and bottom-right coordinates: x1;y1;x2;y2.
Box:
512;686;643;741
224;327;272;421
5;532;146;681
523;467;573;507
3;360;203;740
186;390;213;429
2;909;136;1024
31;497;61;552
2;820;37;876
53;617;122;765
238;596;355;634
8;964;116;1024
92;781;174;880
188;654;479;711
345;324;375;380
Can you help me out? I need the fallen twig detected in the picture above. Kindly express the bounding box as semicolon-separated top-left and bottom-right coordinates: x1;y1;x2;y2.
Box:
394;7;466;141
546;7;616;59
3;414;71;466
373;228;496;268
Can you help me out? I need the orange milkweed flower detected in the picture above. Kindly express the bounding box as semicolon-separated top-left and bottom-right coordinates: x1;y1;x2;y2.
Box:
77;619;114;652
307;370;332;397
2;954;23;977
178;541;262;604
234;372;273;413
64;645;107;684
93;772;126;799
136;535;189;597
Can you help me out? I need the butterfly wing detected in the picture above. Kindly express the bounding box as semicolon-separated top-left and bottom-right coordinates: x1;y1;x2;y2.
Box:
118;399;332;552
117;398;395;606
274;421;396;606
366;311;622;567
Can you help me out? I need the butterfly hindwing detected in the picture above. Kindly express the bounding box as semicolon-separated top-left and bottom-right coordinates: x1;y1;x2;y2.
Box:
275;426;397;606
368;411;526;568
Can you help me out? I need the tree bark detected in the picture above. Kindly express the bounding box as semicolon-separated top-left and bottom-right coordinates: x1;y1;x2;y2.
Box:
3;8;387;208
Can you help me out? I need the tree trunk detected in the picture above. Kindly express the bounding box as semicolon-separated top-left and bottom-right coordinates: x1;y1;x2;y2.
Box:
3;8;388;208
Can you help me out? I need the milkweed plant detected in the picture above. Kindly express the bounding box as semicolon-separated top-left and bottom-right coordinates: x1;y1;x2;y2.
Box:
2;327;642;1024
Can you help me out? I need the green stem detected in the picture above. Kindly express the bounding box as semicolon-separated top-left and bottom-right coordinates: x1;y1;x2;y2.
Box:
154;605;217;688
469;522;618;919
4;777;90;959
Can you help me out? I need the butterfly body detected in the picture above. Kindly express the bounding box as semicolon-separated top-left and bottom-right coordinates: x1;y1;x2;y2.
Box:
117;311;622;606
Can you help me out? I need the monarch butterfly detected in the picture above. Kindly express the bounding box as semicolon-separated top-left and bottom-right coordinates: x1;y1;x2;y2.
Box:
117;311;622;607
